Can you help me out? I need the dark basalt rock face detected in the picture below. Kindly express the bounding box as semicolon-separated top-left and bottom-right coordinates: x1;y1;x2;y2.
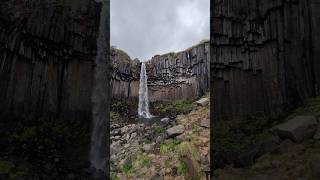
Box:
111;41;210;101
148;41;210;101
0;0;102;120
111;47;140;99
0;0;109;178
210;0;320;121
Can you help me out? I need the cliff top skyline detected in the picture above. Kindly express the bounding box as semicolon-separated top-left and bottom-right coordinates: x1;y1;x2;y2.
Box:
111;0;210;61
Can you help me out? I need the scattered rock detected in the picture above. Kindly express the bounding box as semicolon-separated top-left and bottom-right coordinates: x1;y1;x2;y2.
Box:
150;172;163;180
274;116;318;143
131;132;137;139
125;133;131;141
160;117;170;125
176;134;189;141
118;156;132;169
142;143;155;153
155;135;165;144
165;168;172;174
166;125;185;138
200;118;210;128
113;136;121;141
121;126;129;134
195;98;209;107
185;123;193;131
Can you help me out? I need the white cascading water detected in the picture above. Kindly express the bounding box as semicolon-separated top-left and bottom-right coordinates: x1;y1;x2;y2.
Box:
138;62;152;118
90;0;108;177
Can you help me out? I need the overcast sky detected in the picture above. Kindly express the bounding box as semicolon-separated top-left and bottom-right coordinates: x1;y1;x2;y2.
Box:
111;0;210;61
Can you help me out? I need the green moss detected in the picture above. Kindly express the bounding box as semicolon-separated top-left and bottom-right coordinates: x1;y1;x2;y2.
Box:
12;126;37;141
150;100;194;117
176;161;187;175
139;155;151;168
159;139;182;155
110;111;121;122
192;125;201;134
160;144;171;155
177;142;198;159
154;125;165;135
112;175;120;180
143;138;151;144
111;99;138;121
122;162;133;174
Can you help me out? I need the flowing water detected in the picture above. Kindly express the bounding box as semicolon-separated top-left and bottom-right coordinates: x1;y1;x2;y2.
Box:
138;62;152;118
90;0;108;177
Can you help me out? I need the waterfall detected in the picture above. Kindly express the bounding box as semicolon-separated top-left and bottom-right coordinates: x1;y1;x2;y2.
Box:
90;0;108;177
138;62;152;118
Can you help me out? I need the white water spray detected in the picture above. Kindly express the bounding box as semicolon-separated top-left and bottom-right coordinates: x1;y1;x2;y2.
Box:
138;63;152;118
90;0;108;175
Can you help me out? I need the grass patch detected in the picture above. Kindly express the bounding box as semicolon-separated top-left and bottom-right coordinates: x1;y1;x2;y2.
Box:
121;162;133;174
150;100;194;117
154;125;165;135
110;111;121;122
111;99;138;121
176;161;188;175
138;155;151;168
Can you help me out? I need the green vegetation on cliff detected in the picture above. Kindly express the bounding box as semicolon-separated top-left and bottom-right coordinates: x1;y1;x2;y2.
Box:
150;100;195;117
0;117;90;179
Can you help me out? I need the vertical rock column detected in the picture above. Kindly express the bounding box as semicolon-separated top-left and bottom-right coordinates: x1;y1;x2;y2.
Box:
0;0;109;175
210;0;320;121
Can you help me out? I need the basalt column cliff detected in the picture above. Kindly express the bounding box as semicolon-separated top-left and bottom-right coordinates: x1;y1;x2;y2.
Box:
111;41;210;101
0;0;103;120
211;0;320;121
0;0;109;177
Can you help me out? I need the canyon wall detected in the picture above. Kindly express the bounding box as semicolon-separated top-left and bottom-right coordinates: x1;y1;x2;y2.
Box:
111;47;140;99
147;41;210;101
0;0;102;120
211;0;320;121
111;41;210;101
0;0;109;176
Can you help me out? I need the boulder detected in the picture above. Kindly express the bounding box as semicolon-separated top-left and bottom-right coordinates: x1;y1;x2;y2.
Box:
200;118;210;128
195;98;209;107
160;117;170;125
274;116;318;143
166;125;185;138
176;134;190;141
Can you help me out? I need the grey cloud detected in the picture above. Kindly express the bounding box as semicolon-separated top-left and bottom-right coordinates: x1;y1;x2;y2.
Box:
111;0;209;61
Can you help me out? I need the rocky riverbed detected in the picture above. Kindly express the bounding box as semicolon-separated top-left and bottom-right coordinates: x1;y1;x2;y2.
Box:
110;97;210;179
